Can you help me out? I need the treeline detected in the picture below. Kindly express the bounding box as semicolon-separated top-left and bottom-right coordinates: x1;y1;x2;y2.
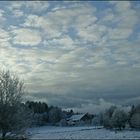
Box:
24;101;140;130
25;101;74;126
92;104;140;130
24;101;140;129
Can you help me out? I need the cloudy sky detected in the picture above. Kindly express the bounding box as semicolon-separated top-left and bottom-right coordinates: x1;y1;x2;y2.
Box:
0;1;140;113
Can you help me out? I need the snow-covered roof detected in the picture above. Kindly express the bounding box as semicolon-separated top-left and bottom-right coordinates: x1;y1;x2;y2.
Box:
69;114;86;121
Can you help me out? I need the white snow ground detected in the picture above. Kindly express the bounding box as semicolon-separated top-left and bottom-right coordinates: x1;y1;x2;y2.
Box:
28;126;140;139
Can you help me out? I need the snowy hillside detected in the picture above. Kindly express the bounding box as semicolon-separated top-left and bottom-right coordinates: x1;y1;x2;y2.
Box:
28;126;140;139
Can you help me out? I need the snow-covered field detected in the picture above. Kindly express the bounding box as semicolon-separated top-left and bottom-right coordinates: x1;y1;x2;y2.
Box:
28;126;140;139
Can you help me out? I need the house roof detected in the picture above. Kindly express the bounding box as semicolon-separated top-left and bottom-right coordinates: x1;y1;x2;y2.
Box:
69;114;86;121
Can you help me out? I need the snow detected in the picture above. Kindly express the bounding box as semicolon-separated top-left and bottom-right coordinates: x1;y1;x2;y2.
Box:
28;126;140;139
68;114;86;121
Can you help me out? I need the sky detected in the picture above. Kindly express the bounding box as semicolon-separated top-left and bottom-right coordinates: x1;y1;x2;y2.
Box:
0;1;140;113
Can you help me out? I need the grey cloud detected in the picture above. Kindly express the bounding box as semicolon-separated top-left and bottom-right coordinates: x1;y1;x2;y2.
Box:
28;92;90;108
26;66;140;111
0;1;140;113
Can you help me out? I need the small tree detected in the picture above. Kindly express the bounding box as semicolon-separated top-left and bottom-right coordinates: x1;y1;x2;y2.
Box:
59;119;67;126
128;105;135;125
130;113;140;129
103;106;117;128
128;104;140;129
48;107;62;124
0;70;31;139
111;109;128;130
92;113;103;126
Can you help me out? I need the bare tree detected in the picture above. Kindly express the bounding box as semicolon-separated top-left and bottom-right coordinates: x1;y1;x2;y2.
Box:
111;109;128;130
130;113;140;129
0;70;31;139
48;107;62;124
103;106;117;128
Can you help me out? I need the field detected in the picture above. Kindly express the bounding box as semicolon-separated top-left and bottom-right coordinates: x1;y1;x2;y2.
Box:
28;126;140;139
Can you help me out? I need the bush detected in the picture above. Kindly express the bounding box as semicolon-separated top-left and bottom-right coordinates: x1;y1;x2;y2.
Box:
59;119;67;126
111;109;128;130
92;114;103;126
48;107;62;123
32;112;48;126
130;113;140;129
0;70;32;139
103;106;117;128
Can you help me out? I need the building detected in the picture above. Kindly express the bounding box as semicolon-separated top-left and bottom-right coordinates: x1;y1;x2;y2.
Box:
67;113;94;126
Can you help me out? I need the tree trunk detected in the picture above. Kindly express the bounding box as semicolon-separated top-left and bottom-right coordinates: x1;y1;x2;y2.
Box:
2;132;6;140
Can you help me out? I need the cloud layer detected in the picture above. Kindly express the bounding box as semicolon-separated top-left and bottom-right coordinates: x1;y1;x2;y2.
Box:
0;1;140;113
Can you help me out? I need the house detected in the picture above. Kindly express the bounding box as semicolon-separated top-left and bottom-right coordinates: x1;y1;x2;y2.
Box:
67;113;94;126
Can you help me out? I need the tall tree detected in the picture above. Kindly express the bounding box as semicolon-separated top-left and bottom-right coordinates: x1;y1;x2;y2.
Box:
48;107;62;123
111;109;128;130
129;104;140;129
0;70;31;139
103;106;117;128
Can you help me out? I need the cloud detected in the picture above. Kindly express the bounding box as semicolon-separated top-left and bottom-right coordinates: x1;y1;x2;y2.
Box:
108;1;138;40
76;24;107;44
6;2;24;18
0;28;10;41
73;98;114;114
109;28;133;40
26;91;114;114
24;1;49;13
0;9;6;22
102;9;115;22
12;9;24;17
0;1;140;113
7;1;49;17
12;28;42;46
44;35;76;50
23;3;96;39
0;28;11;47
23;14;62;38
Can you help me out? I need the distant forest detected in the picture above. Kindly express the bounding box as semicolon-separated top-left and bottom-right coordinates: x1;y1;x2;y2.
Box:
24;100;140;130
25;100;75;125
